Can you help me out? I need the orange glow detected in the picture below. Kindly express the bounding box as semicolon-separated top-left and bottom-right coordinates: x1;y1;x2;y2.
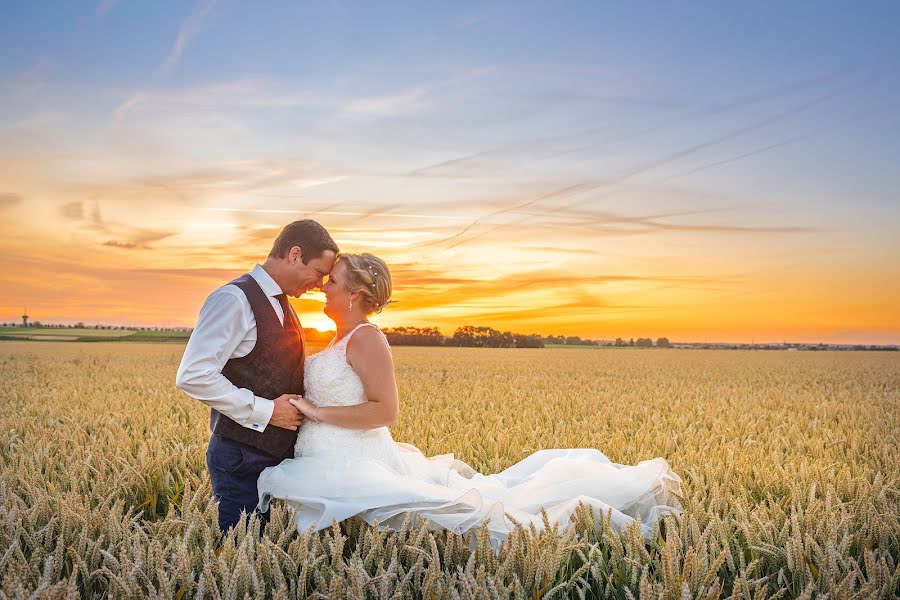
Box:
0;156;897;345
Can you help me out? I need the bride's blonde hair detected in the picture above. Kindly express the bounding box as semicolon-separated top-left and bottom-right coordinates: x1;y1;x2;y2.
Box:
338;253;393;314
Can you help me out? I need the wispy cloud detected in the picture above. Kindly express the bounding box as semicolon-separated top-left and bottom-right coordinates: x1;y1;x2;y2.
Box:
102;229;175;249
59;199;174;250
654;98;900;186
342;85;433;117
65;159;342;206
59;201;83;219
455;13;490;28
10;56;54;99
158;0;219;74
95;0;117;19
418;81;860;252
407;128;605;179
113;78;326;120
0;193;22;209
208;206;471;221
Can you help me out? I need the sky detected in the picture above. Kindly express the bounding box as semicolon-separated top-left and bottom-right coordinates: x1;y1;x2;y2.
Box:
1;1;899;344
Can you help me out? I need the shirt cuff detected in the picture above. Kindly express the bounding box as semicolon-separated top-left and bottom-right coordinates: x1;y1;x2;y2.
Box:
243;395;275;432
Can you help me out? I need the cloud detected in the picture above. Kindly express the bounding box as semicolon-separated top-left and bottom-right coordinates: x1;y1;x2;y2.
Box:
102;229;175;250
90;202;104;229
0;193;22;209
385;264;746;312
59;201;84;220
66;160;342;207
456;13;489;28
424;91;850;250
406;129;606;179
0;250;240;325
159;0;219;74
112;78;326;120
102;240;140;249
400;73;867;253
400;70;855;182
210;205;467;222
60;199;174;249
342;85;433;117
11;56;54;99
436;208;820;253
95;0;116;18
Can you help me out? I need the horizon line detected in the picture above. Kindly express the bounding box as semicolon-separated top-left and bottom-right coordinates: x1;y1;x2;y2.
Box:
1;320;897;347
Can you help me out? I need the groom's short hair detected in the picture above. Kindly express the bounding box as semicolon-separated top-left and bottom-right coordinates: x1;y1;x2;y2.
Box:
269;220;339;264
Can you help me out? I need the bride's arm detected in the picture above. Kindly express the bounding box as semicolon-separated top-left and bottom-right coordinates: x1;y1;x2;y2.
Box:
294;327;399;429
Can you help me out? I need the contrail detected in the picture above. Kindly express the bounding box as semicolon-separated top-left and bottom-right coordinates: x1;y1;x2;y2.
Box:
544;64;866;160
409;65;861;176
654;99;900;185
416;182;600;247
430;72;882;252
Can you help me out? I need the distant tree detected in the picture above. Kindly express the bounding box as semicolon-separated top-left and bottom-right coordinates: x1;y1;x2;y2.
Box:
635;337;654;347
513;334;544;348
614;337;625;347
656;337;672;348
629;338;635;347
490;330;503;347
448;326;542;348
382;326;445;346
450;326;497;347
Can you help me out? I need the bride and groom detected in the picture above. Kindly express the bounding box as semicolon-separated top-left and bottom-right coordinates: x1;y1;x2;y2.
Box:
176;219;682;549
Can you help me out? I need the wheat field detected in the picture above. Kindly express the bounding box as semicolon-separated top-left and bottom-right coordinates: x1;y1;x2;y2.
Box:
0;341;897;599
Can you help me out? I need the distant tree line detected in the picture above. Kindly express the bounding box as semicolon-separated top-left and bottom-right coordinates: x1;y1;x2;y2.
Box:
383;326;543;348
6;320;892;351
613;337;672;348
446;326;543;348
379;328;677;349
380;326;445;346
0;322;190;331
543;335;599;346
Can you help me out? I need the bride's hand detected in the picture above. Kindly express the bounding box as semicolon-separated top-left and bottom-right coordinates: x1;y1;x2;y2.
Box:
288;396;318;421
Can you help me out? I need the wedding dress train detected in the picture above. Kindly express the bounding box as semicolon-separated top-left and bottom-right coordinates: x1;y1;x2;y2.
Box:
258;324;682;549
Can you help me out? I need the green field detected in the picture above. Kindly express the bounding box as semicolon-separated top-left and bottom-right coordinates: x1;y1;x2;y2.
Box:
0;341;897;598
0;327;191;343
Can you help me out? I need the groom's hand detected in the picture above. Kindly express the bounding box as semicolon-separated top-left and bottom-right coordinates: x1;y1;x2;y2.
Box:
269;394;304;431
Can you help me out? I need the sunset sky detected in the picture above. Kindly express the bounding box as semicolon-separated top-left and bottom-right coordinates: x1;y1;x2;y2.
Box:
1;2;898;343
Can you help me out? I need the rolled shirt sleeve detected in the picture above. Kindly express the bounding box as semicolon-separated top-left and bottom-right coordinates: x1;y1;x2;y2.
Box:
175;290;275;431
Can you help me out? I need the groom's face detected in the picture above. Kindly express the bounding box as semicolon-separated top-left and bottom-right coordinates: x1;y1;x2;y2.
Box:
287;248;336;297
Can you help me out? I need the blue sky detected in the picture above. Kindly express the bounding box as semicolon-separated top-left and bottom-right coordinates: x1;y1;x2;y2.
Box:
1;1;898;342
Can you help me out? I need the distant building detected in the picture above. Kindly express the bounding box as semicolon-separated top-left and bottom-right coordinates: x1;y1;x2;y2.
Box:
21;309;28;328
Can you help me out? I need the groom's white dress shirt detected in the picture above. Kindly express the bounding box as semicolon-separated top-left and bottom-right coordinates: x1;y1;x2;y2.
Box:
176;264;294;433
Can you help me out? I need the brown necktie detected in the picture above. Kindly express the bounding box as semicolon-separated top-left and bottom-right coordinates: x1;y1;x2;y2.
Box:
274;293;299;329
275;293;305;393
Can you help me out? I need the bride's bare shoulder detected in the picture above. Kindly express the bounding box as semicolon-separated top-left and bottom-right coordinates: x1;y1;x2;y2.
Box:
346;325;391;357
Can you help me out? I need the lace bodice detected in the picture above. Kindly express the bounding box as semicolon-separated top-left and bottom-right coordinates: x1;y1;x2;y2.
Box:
293;323;403;467
303;323;389;409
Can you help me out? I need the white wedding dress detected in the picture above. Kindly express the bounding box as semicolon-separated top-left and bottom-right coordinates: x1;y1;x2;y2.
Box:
257;324;682;550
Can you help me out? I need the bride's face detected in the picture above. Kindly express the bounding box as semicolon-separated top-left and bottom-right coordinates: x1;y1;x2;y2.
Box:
321;260;352;319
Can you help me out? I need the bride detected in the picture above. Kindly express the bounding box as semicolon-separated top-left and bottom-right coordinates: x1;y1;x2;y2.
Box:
257;253;683;550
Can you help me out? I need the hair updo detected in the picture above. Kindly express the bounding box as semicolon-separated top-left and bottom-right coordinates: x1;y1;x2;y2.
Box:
338;253;393;315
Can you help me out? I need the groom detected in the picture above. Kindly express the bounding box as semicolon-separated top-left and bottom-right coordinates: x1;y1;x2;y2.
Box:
176;219;338;533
